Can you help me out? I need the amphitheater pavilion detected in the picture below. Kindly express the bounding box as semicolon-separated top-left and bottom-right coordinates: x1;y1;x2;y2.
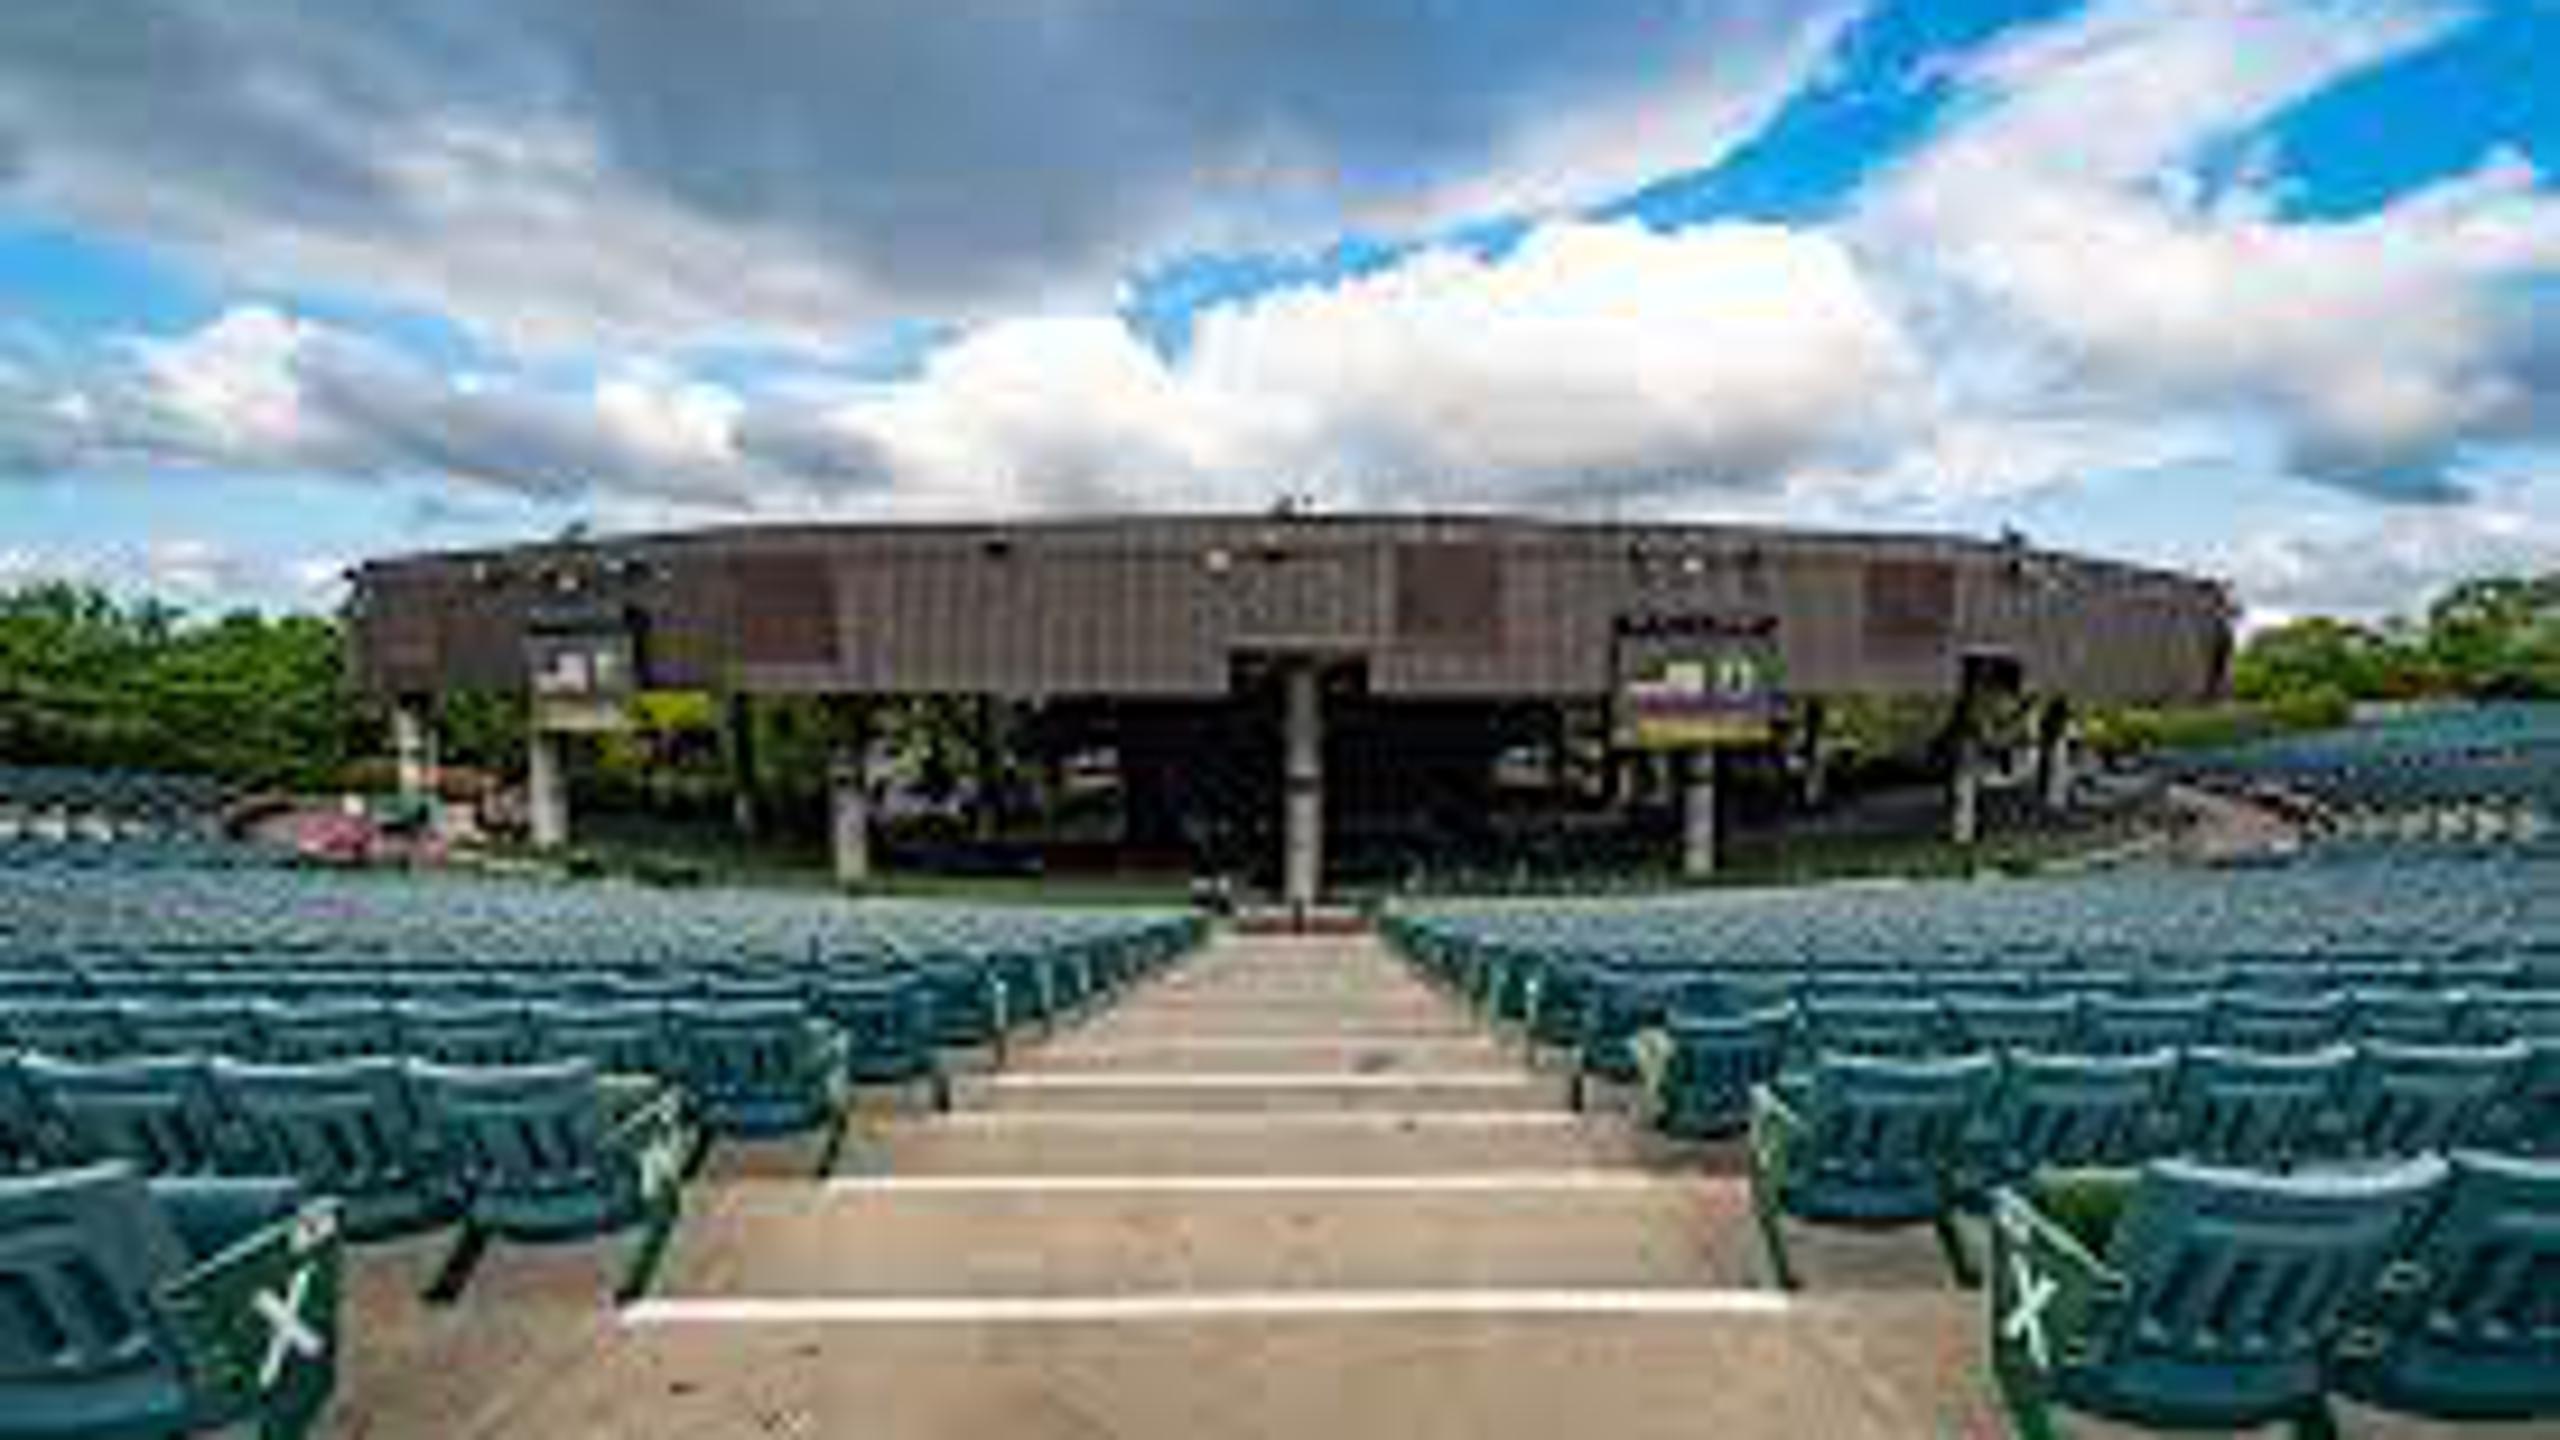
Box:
349;513;2233;898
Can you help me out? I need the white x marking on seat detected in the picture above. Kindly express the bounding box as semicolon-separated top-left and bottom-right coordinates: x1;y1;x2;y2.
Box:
254;1264;323;1391
2002;1253;2059;1373
638;1127;689;1201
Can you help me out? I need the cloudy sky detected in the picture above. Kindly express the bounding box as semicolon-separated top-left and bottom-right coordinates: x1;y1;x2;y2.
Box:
1;0;2554;623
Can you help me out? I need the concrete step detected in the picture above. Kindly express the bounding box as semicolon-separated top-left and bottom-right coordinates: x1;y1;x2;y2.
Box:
470;1292;1995;1440
959;1071;1565;1114
1011;1036;1516;1074
1060;1012;1486;1042
665;1177;1757;1296
868;1111;1661;1176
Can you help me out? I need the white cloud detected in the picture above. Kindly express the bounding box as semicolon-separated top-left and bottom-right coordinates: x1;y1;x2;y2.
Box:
0;1;1857;352
1859;0;2560;502
769;219;1925;514
0;536;344;612
2229;498;2560;624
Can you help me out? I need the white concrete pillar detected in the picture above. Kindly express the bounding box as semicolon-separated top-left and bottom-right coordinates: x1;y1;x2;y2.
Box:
1951;739;1982;848
1682;748;1720;879
830;707;873;887
725;692;759;839
528;729;570;851
2043;727;2076;811
1797;701;1829;810
1282;662;1324;911
392;697;436;799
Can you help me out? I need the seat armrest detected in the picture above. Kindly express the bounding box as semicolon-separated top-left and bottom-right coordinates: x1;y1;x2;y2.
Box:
1630;1027;1674;1113
157;1199;343;1437
1989;1187;2128;1388
1748;1083;1806;1196
603;1084;694;1206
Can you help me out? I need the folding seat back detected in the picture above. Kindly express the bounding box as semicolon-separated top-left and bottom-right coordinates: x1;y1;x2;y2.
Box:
2335;1151;2560;1419
533;1001;676;1079
2482;1042;2559;1156
1800;995;1948;1060
1526;960;1600;1049
703;972;805;1004
2481;988;2560;1044
395;1001;535;1067
407;1060;692;1304
1747;1053;1995;1289
0;1163;342;1438
1574;971;1680;1092
3;1000;133;1061
1636;1005;1791;1139
216;1058;451;1241
22;1054;250;1175
1989;1157;2446;1436
2168;1045;2351;1168
410;1062;618;1229
2350;988;2471;1046
1780;1053;1996;1218
816;975;949;1108
0;1163;191;1426
984;951;1055;1027
125;1000;263;1060
2084;995;2212;1056
2333;1042;2528;1159
1972;1050;2175;1194
2218;991;2348;1053
1948;996;2079;1056
672;1002;854;1169
258;1002;399;1064
916;959;1002;1050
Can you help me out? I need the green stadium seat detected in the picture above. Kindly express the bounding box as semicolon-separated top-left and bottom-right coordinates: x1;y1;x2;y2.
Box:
21;1055;255;1176
2217;992;2349;1053
3;1001;134;1062
1747;1053;1996;1290
1967;1050;2176;1200
2328;1042;2528;1159
1986;1157;2445;1440
395;1002;536;1068
816;975;952;1113
532;1001;679;1081
2333;1150;2560;1421
0;1164;343;1440
2167;1045;2351;1169
410;1061;693;1306
1948;996;2081;1056
216;1058;457;1242
1633;1005;1792;1139
2082;996;2212;1057
672;1002;859;1176
256;1003;399;1065
126;1001;264;1061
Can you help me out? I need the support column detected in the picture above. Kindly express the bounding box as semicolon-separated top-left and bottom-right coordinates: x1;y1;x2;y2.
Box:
527;729;570;851
2036;699;2077;812
1281;661;1324;911
1951;735;1982;848
1682;747;1721;879
827;699;873;888
392;696;437;800
1796;698;1829;811
725;692;758;839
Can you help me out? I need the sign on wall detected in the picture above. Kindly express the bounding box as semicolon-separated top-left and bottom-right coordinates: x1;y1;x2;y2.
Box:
527;603;642;733
1613;614;1783;749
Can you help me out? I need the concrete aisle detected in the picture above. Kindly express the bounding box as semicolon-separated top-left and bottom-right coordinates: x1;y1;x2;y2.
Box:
324;930;2532;1439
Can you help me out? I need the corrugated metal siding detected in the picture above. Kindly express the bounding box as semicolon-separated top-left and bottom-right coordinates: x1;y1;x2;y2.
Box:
351;517;2230;705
